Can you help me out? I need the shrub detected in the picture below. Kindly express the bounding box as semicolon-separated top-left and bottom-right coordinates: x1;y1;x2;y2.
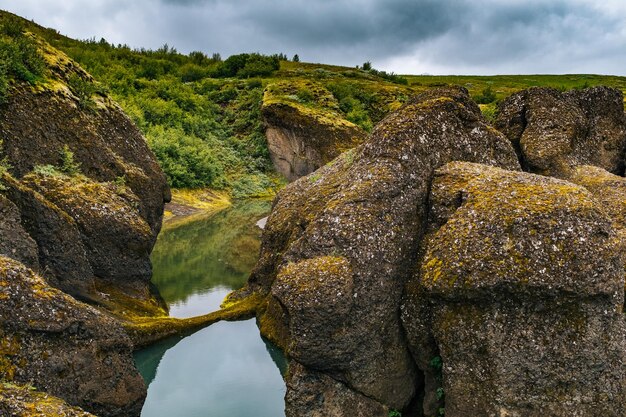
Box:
59;145;81;175
217;53;280;78
179;63;207;82
147;126;227;189
473;85;496;104
33;164;62;177
67;73;97;110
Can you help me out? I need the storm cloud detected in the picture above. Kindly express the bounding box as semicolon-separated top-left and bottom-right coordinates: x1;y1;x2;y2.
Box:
2;0;626;74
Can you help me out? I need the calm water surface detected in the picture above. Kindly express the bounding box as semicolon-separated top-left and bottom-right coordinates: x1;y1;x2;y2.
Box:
134;200;287;417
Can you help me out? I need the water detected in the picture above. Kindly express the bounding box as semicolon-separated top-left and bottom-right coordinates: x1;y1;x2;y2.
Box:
150;200;271;318
135;200;287;417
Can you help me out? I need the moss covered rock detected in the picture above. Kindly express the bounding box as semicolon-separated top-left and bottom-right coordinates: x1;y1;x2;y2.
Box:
0;382;96;417
402;161;626;417
23;173;153;287
495;86;626;177
0;33;169;307
262;80;367;181
242;86;519;413
0;256;145;416
2;174;94;297
0;194;38;270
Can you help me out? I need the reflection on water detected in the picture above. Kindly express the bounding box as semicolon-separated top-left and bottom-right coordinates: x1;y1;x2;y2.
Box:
151;200;271;318
135;200;286;417
135;320;286;417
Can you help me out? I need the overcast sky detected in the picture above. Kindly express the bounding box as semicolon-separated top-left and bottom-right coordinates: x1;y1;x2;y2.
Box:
2;0;626;75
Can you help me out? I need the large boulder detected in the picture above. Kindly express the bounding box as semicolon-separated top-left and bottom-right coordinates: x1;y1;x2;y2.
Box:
0;31;169;304
23;174;154;289
2;174;95;297
262;80;367;181
495;86;626;177
242;87;520;411
0;256;145;416
402;162;626;416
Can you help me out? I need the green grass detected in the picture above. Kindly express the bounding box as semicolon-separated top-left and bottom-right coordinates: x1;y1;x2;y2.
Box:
405;74;626;103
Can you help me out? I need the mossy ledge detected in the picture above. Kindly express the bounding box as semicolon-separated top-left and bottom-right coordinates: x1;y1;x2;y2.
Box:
118;293;264;349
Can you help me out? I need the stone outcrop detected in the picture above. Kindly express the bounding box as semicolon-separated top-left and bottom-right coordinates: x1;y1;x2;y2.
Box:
0;23;169;416
495;86;626;177
240;86;520;413
0;32;170;303
0;383;96;417
262;80;367;181
243;85;626;416
0;256;145;417
402;162;626;416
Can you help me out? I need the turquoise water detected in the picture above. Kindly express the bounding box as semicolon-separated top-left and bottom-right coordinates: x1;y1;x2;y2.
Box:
134;201;286;417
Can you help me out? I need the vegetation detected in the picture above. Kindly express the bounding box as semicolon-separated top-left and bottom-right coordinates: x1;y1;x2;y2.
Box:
3;11;626;197
59;145;81;175
0;16;46;102
430;355;445;417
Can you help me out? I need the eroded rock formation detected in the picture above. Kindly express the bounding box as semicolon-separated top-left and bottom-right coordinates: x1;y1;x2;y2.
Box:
242;86;626;416
495;86;626;177
0;34;170;305
0;256;145;416
239;86;521;414
403;162;626;416
262;80;367;181
0;27;169;416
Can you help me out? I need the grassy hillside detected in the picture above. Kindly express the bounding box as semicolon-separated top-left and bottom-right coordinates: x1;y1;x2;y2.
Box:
2;10;626;195
0;10;414;196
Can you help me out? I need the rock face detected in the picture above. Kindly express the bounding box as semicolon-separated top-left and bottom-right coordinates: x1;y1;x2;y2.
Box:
495;86;626;177
0;25;169;416
1;383;96;417
402;162;626;416
262;80;367;181
245;85;626;416
0;34;169;303
243;87;520;413
0;256;145;417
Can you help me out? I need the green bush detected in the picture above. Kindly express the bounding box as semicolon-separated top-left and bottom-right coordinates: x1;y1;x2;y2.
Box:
473;85;496;104
217;53;279;78
179;63;207;82
67;73;97;110
59;145;81;175
147;126;227;189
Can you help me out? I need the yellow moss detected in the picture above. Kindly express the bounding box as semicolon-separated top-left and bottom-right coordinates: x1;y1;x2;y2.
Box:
117;293;264;349
163;188;231;228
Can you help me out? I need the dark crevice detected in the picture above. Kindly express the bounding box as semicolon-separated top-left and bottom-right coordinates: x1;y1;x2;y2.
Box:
511;106;530;172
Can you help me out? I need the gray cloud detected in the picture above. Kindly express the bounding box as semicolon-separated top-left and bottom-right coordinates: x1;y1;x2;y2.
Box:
2;0;626;74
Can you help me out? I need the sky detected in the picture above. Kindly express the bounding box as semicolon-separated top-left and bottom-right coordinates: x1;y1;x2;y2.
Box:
2;0;626;75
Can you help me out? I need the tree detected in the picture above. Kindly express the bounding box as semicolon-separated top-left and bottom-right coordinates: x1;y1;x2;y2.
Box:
362;61;372;71
292;54;300;62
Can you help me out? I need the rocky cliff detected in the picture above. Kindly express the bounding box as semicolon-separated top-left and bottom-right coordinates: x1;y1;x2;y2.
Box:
0;15;169;416
262;80;367;181
239;86;626;416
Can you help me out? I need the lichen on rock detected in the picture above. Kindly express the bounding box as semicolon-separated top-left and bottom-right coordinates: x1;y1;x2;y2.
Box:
495;86;626;177
241;86;520;413
0;256;145;417
402;161;626;417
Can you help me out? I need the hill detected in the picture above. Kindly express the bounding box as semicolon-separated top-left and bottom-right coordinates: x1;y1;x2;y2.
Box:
5;10;623;198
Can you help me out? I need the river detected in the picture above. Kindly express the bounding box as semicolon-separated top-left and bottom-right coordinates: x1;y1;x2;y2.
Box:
133;200;286;417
